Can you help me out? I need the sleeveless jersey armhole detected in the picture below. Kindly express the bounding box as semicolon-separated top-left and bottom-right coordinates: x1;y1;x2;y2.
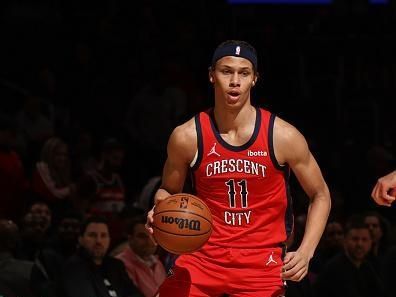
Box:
268;113;287;171
190;114;203;171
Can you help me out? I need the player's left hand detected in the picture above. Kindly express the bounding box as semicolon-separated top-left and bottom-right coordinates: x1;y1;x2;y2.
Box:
281;250;310;282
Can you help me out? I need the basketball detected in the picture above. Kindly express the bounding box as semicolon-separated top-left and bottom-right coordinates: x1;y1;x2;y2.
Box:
152;193;213;254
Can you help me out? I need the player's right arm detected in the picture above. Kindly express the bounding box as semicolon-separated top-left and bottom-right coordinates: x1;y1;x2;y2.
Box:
371;170;396;207
146;118;197;234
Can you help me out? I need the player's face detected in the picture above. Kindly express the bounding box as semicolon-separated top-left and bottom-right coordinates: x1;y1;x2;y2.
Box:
79;223;110;263
211;56;257;108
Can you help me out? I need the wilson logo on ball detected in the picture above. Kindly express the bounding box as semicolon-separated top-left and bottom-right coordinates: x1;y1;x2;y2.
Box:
161;216;201;231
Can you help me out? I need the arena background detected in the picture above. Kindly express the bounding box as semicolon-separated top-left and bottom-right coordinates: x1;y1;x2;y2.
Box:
1;0;395;233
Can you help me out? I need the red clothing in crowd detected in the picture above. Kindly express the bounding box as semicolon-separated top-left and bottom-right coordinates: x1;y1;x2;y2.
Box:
116;246;166;297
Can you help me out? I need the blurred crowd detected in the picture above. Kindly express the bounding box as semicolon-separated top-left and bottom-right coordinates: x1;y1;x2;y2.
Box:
1;0;396;296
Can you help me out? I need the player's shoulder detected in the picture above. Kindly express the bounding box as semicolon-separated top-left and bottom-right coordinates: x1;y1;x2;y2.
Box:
168;116;197;154
171;116;197;142
272;115;309;164
273;116;309;151
273;115;301;140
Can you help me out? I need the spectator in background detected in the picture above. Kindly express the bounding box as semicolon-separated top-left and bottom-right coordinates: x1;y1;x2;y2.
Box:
87;138;126;217
363;211;391;273
116;216;166;297
30;210;81;297
313;215;387;297
59;216;143;297
70;128;98;179
31;137;75;220
29;200;52;235
17;212;49;261
109;206;146;256
48;210;82;259
16;94;54;166
0;114;29;220
310;218;344;283
0;219;34;297
84;138;127;244
381;245;396;297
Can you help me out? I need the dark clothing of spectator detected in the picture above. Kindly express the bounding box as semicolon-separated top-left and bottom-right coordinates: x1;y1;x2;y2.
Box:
59;249;143;297
381;246;396;297
313;253;387;297
0;252;34;297
0;150;28;220
30;248;64;297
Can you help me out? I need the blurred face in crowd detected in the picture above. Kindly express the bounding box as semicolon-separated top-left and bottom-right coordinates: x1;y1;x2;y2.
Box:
79;222;110;264
104;149;125;172
364;215;383;244
58;217;81;242
53;143;69;170
344;228;372;266
30;203;51;231
128;223;157;260
22;213;47;242
324;221;344;248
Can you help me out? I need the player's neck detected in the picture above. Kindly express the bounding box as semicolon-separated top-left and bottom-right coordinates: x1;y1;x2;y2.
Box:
213;104;255;133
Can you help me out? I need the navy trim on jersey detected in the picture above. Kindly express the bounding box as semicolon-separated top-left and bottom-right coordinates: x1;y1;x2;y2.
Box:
191;114;203;171
268;113;285;170
269;113;294;239
283;168;294;238
209;106;261;152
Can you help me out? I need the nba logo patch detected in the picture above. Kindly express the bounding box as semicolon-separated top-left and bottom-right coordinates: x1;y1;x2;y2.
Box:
235;46;241;55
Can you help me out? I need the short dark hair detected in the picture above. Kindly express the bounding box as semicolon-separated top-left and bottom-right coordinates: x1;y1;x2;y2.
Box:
80;216;109;236
126;215;147;236
344;214;369;235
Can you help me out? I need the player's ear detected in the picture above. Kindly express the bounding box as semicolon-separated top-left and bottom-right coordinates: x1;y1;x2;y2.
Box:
208;66;214;84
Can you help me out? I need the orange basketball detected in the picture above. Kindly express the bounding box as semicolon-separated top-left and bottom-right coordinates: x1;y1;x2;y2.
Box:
152;193;213;254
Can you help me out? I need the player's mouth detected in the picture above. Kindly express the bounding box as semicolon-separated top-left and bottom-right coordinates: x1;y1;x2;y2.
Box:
227;90;241;101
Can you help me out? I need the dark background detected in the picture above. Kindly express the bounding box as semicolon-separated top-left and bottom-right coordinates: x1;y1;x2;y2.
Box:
1;0;395;221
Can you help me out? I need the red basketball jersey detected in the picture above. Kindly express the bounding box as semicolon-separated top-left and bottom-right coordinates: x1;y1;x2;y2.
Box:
191;107;293;248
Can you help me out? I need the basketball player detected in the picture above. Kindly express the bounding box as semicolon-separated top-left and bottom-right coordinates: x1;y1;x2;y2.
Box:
371;170;396;206
146;40;331;297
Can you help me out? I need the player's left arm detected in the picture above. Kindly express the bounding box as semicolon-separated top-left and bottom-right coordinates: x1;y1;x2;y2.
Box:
273;117;331;282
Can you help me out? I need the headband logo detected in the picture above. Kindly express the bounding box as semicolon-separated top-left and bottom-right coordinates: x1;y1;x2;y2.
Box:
235;46;241;55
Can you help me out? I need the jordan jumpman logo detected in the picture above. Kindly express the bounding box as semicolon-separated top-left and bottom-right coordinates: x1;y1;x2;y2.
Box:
207;143;220;157
266;251;278;266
